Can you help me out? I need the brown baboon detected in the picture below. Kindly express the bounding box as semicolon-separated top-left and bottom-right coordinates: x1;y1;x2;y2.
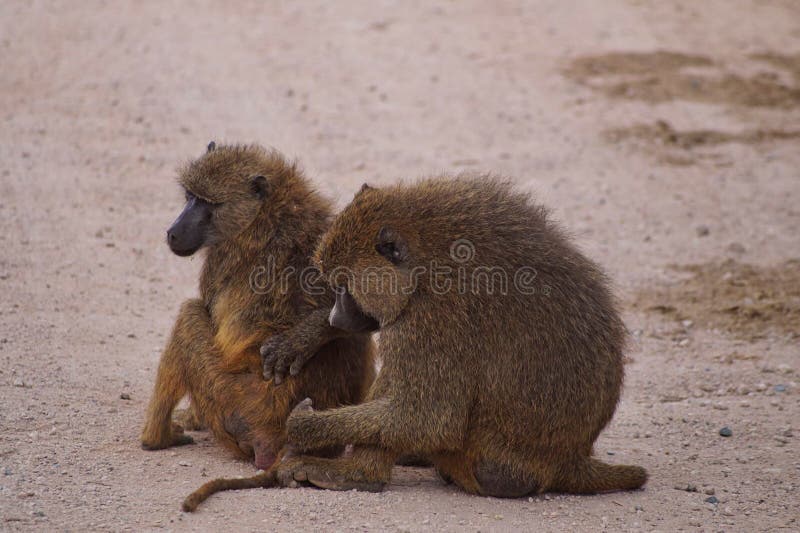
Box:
278;176;646;496
182;176;646;510
140;143;375;472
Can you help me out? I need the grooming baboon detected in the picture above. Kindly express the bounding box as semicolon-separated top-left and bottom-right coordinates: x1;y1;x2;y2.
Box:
182;176;646;510
140;143;375;471
279;176;646;496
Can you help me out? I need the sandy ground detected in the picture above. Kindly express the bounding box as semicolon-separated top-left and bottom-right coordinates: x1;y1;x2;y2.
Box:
1;1;798;531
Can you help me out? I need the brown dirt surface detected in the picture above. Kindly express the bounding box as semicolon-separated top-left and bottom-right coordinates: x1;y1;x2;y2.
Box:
564;50;800;108
1;1;798;531
632;259;800;341
604;120;800;165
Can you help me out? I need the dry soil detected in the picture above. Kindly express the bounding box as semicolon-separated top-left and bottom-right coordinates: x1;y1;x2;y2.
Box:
1;1;798;531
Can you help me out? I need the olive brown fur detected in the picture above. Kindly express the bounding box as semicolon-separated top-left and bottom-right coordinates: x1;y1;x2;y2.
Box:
273;176;647;497
140;143;376;473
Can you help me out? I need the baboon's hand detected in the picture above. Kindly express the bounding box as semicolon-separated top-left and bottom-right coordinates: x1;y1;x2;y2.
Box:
260;334;315;384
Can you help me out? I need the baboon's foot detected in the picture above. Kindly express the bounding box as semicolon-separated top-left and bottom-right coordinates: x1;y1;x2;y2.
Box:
140;423;195;450
173;407;207;431
474;460;539;498
277;456;385;492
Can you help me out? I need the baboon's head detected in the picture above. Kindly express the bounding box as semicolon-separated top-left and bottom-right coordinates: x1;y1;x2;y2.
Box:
167;142;278;256
317;177;524;331
315;183;424;331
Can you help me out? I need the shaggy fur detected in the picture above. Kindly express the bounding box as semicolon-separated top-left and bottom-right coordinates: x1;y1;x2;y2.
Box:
277;176;647;496
140;143;376;471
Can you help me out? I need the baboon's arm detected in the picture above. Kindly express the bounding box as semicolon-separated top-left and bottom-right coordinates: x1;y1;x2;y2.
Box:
260;307;349;383
285;396;462;454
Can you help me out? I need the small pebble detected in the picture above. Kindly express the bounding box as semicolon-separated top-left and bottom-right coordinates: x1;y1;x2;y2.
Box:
696;225;710;237
12;378;25;387
719;426;733;437
178;460;191;467
774;384;786;393
120;393;131;400
705;496;718;504
726;242;746;254
704;488;715;495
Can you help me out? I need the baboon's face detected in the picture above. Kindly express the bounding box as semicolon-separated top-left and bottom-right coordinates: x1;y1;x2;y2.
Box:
328;285;380;333
317;187;417;330
166;190;218;256
169;144;269;255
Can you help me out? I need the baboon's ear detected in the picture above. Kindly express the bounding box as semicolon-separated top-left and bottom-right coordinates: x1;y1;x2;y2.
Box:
375;226;408;265
207;141;216;153
357;183;373;195
250;175;268;200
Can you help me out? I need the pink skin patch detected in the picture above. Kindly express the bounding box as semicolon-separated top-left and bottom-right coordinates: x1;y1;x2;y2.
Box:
254;441;278;470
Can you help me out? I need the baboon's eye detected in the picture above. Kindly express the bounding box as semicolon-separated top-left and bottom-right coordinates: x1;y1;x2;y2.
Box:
375;226;408;265
375;242;403;265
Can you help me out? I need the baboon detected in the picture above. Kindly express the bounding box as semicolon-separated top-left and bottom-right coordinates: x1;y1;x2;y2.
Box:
182;176;646;510
140;143;375;472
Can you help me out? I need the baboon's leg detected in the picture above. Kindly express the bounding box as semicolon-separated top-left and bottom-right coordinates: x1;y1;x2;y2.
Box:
432;451;481;494
173;404;207;431
279;446;396;491
472;460;540;498
143;300;356;468
141;299;269;454
140;299;207;450
433;451;540;497
142;300;297;467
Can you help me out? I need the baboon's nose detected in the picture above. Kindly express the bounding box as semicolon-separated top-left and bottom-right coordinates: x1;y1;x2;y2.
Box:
167;230;176;245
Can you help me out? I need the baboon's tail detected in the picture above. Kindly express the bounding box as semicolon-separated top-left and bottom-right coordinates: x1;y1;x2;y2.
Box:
553;457;647;494
182;468;278;512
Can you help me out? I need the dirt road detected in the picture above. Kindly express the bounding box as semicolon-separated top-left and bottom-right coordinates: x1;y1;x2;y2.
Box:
1;1;798;530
